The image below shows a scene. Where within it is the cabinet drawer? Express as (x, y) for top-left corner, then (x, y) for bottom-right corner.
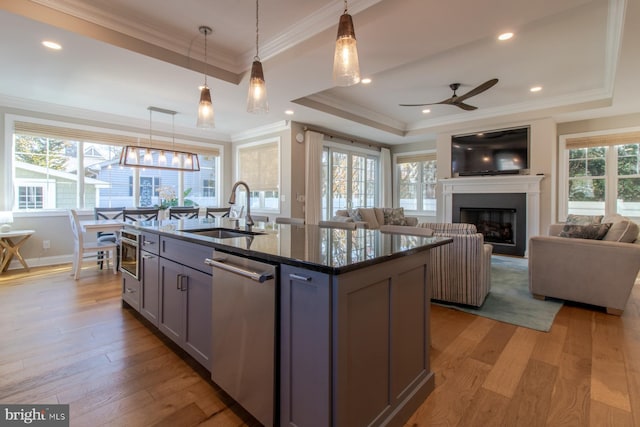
(141, 232), (160, 254)
(160, 236), (213, 274)
(122, 274), (141, 310)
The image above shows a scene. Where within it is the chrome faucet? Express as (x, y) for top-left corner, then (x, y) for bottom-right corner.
(229, 181), (253, 229)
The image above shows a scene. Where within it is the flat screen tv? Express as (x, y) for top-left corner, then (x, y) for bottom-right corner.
(451, 126), (530, 176)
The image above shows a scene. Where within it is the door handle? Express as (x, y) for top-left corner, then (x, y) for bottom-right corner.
(289, 273), (312, 282)
(205, 258), (273, 283)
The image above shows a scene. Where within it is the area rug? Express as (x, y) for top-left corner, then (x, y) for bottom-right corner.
(434, 256), (563, 332)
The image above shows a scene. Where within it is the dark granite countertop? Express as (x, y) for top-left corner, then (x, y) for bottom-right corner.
(125, 217), (451, 274)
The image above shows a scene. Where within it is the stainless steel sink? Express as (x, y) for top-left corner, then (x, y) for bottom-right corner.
(181, 228), (265, 239)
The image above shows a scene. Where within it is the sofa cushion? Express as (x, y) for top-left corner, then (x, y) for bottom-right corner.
(602, 219), (639, 243)
(565, 214), (603, 225)
(374, 208), (385, 226)
(559, 223), (611, 240)
(357, 208), (380, 229)
(383, 207), (408, 225)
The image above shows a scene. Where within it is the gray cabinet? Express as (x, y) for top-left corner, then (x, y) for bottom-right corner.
(280, 266), (331, 427)
(158, 247), (212, 370)
(139, 249), (159, 325)
(280, 253), (434, 427)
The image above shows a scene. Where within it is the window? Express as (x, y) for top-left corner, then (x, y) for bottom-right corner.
(561, 130), (640, 220)
(395, 153), (437, 213)
(236, 139), (280, 211)
(321, 146), (379, 219)
(10, 118), (221, 211)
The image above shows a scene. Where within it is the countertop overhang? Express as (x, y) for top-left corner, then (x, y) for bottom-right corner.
(125, 218), (451, 275)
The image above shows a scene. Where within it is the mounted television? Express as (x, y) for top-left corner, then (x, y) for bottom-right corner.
(451, 126), (530, 176)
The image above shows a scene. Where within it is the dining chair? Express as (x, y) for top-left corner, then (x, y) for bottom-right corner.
(318, 220), (357, 230)
(68, 209), (118, 280)
(122, 208), (159, 222)
(94, 206), (124, 270)
(205, 207), (231, 219)
(251, 215), (269, 222)
(168, 206), (200, 219)
(275, 217), (305, 224)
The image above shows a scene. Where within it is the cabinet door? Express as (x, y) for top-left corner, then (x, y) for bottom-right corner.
(140, 250), (160, 326)
(280, 265), (331, 427)
(183, 265), (212, 370)
(158, 258), (185, 346)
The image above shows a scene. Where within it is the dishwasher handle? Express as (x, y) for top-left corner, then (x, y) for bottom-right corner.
(205, 258), (274, 283)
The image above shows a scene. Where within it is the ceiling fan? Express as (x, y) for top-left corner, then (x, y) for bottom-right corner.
(399, 78), (499, 111)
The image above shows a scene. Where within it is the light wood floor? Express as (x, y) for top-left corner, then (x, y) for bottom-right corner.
(1, 265), (639, 427)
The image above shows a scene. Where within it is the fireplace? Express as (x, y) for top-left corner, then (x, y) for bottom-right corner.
(453, 193), (527, 256)
(442, 175), (544, 257)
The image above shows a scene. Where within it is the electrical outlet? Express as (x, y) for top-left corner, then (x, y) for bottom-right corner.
(43, 240), (51, 249)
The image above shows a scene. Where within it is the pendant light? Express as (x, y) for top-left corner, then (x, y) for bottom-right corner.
(333, 0), (360, 86)
(247, 0), (268, 113)
(197, 25), (215, 128)
(119, 107), (200, 172)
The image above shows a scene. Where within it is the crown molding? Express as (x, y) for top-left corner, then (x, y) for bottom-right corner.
(230, 120), (291, 142)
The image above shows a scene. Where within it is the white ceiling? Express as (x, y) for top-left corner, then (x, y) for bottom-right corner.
(0, 0), (637, 145)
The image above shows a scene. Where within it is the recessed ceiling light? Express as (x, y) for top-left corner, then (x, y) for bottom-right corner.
(530, 86), (542, 92)
(421, 109), (431, 114)
(361, 78), (372, 84)
(498, 32), (514, 41)
(284, 110), (294, 115)
(42, 40), (62, 50)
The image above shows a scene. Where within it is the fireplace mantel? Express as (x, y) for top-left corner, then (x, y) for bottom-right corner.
(441, 174), (544, 256)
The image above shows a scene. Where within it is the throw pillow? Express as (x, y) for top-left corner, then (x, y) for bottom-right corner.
(565, 214), (603, 225)
(357, 208), (380, 229)
(347, 208), (362, 221)
(383, 207), (407, 226)
(559, 223), (611, 240)
(331, 215), (354, 223)
(602, 219), (639, 243)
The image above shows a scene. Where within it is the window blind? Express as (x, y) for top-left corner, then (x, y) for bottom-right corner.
(396, 153), (437, 164)
(14, 121), (220, 156)
(237, 142), (279, 191)
(565, 131), (640, 149)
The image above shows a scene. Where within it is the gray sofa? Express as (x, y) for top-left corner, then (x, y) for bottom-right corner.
(529, 215), (640, 315)
(333, 208), (418, 229)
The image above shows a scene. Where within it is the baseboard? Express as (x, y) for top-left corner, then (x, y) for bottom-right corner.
(5, 254), (73, 271)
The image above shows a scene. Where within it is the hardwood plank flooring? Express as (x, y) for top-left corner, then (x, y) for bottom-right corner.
(1, 265), (639, 426)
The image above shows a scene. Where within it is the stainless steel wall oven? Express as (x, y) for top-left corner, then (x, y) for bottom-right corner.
(120, 229), (141, 279)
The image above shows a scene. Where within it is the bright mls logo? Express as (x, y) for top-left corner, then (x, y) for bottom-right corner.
(1, 404), (69, 426)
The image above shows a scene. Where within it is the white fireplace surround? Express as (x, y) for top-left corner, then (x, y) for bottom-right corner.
(441, 174), (544, 255)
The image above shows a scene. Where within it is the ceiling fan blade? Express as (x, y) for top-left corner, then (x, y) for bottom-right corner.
(454, 78), (499, 103)
(453, 102), (477, 111)
(399, 103), (434, 107)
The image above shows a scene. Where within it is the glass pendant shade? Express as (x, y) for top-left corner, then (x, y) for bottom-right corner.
(197, 86), (215, 128)
(333, 12), (360, 86)
(247, 60), (268, 113)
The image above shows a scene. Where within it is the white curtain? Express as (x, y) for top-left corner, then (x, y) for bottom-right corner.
(305, 130), (324, 225)
(380, 147), (392, 207)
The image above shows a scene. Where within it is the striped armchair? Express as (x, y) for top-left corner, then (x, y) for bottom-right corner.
(419, 223), (493, 307)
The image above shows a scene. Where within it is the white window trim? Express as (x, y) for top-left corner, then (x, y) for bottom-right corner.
(559, 126), (640, 221)
(393, 149), (437, 215)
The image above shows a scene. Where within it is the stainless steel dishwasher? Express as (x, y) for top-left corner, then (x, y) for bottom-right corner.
(205, 250), (277, 427)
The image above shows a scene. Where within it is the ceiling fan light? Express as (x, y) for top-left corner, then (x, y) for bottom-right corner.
(247, 59), (269, 113)
(333, 12), (360, 86)
(197, 86), (215, 128)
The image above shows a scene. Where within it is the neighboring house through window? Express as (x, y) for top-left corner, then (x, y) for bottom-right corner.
(9, 117), (221, 211)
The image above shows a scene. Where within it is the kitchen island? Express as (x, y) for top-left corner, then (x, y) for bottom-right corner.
(121, 218), (451, 427)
